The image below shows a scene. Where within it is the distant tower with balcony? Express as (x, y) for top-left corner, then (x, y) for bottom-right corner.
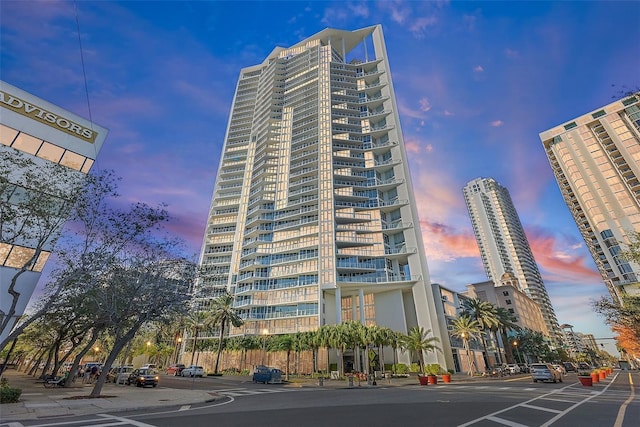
(463, 177), (563, 347)
(193, 25), (453, 370)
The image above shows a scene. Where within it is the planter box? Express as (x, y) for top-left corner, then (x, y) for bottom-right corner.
(442, 374), (451, 383)
(427, 375), (438, 385)
(578, 376), (593, 386)
(418, 375), (429, 386)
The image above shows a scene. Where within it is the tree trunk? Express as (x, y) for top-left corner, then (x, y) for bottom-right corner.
(0, 337), (18, 378)
(65, 331), (99, 387)
(190, 327), (199, 366)
(214, 321), (226, 374)
(286, 350), (290, 380)
(90, 320), (144, 398)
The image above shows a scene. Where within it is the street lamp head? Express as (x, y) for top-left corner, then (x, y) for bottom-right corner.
(262, 328), (269, 335)
(177, 337), (182, 343)
(513, 341), (518, 346)
(94, 346), (99, 352)
(146, 341), (151, 347)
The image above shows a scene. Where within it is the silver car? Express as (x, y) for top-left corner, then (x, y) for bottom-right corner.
(181, 365), (205, 377)
(530, 363), (562, 383)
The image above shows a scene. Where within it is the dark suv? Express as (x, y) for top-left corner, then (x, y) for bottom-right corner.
(126, 368), (159, 387)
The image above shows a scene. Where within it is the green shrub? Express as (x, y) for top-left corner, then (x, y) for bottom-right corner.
(394, 363), (409, 374)
(425, 364), (442, 376)
(409, 363), (420, 373)
(0, 379), (21, 404)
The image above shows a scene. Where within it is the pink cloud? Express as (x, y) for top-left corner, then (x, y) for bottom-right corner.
(527, 231), (601, 282)
(404, 139), (421, 154)
(490, 120), (504, 127)
(420, 219), (481, 262)
(473, 65), (484, 73)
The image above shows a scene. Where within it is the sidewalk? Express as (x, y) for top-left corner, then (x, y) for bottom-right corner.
(0, 369), (220, 422)
(0, 369), (496, 423)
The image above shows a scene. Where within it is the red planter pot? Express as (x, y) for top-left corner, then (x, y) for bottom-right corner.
(442, 374), (451, 383)
(590, 372), (600, 383)
(427, 375), (438, 385)
(598, 371), (606, 380)
(578, 376), (593, 386)
(418, 375), (429, 386)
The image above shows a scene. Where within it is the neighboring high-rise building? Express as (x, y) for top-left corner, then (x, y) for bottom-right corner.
(463, 177), (562, 345)
(193, 25), (453, 369)
(0, 80), (108, 344)
(465, 277), (548, 337)
(539, 93), (640, 303)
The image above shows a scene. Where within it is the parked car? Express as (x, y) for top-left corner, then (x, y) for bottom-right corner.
(181, 365), (205, 377)
(552, 364), (567, 374)
(506, 364), (521, 374)
(126, 368), (159, 387)
(531, 363), (563, 383)
(140, 364), (157, 370)
(166, 364), (186, 376)
(518, 363), (530, 373)
(252, 366), (283, 384)
(578, 362), (592, 370)
(563, 362), (577, 372)
(107, 365), (134, 384)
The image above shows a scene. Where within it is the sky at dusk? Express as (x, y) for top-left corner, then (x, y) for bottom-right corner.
(2, 1), (639, 356)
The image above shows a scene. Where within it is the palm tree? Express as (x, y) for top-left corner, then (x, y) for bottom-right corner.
(495, 307), (521, 364)
(314, 325), (332, 375)
(450, 315), (482, 375)
(271, 334), (295, 380)
(462, 298), (498, 369)
(210, 291), (244, 374)
(376, 327), (396, 375)
(184, 311), (216, 366)
(328, 323), (350, 376)
(398, 326), (440, 375)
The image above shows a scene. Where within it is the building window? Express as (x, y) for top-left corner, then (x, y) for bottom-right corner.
(563, 122), (577, 130)
(508, 308), (515, 314)
(505, 299), (512, 305)
(592, 110), (606, 119)
(502, 291), (509, 296)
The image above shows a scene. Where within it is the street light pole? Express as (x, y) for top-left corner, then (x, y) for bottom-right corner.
(175, 337), (182, 364)
(261, 328), (269, 366)
(513, 341), (522, 364)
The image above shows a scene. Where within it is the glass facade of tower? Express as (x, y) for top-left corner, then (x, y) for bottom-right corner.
(194, 26), (453, 369)
(0, 80), (108, 344)
(539, 93), (640, 302)
(463, 177), (563, 345)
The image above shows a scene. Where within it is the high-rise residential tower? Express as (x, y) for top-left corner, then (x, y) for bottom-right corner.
(194, 25), (453, 369)
(539, 93), (640, 303)
(463, 177), (562, 345)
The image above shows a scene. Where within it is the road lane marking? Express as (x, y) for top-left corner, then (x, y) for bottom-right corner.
(520, 403), (562, 413)
(97, 414), (157, 426)
(486, 416), (528, 427)
(613, 372), (635, 427)
(538, 397), (579, 404)
(457, 383), (585, 427)
(178, 405), (191, 411)
(539, 374), (618, 427)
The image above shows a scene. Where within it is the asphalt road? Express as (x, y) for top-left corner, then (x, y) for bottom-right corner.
(11, 372), (639, 427)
